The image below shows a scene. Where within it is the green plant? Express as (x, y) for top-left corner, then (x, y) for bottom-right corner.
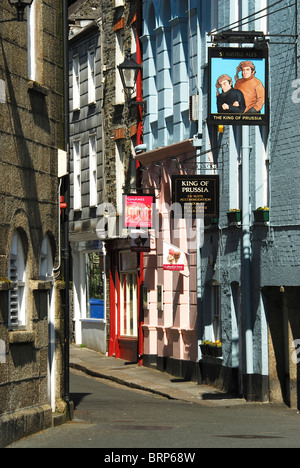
(201, 340), (222, 347)
(256, 206), (269, 210)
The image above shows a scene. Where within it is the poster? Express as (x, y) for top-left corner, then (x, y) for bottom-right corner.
(208, 47), (269, 126)
(123, 194), (154, 228)
(163, 242), (186, 271)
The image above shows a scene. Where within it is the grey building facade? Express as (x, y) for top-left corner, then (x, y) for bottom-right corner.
(0, 0), (69, 447)
(68, 2), (106, 353)
(69, 0), (143, 363)
(198, 0), (300, 406)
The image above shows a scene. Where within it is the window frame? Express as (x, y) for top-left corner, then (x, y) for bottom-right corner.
(72, 54), (80, 111)
(89, 133), (97, 207)
(88, 47), (96, 105)
(73, 139), (82, 210)
(8, 233), (27, 330)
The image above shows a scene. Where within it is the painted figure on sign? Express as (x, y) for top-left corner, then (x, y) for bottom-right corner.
(234, 61), (265, 113)
(216, 74), (246, 114)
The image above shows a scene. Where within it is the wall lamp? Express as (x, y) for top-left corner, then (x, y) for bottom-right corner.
(8, 0), (33, 21)
(118, 53), (141, 98)
(118, 53), (145, 110)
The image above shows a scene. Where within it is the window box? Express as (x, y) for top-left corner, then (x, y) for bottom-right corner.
(200, 341), (222, 358)
(227, 209), (241, 224)
(204, 216), (218, 226)
(253, 207), (269, 223)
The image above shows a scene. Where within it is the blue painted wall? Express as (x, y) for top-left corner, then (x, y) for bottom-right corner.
(142, 0), (300, 400)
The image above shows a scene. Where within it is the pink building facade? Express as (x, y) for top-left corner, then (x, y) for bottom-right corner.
(136, 141), (200, 379)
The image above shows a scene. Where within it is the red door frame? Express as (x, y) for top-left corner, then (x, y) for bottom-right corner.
(108, 247), (142, 363)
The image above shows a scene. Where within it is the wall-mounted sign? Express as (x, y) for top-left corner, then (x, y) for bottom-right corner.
(208, 47), (269, 126)
(123, 194), (154, 228)
(130, 235), (150, 253)
(163, 242), (186, 271)
(172, 175), (219, 218)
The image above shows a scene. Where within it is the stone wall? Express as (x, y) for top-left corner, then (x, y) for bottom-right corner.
(0, 0), (65, 446)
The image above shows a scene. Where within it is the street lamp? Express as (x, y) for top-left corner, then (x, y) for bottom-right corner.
(118, 53), (142, 101)
(8, 0), (34, 21)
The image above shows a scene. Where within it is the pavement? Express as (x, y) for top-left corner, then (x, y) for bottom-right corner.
(69, 345), (247, 407)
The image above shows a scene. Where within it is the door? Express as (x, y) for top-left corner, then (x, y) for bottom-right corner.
(264, 286), (300, 409)
(117, 272), (139, 361)
(109, 250), (141, 362)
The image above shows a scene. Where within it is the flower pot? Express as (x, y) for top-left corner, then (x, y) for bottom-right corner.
(200, 344), (208, 356)
(211, 346), (222, 357)
(227, 210), (241, 223)
(253, 209), (269, 223)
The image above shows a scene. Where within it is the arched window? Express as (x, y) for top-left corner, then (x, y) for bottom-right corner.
(8, 232), (26, 329)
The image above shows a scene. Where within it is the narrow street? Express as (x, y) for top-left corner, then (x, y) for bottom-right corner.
(7, 369), (300, 450)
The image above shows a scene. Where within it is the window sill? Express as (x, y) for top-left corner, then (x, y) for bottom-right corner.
(0, 280), (15, 291)
(29, 280), (52, 291)
(9, 330), (35, 344)
(27, 80), (48, 96)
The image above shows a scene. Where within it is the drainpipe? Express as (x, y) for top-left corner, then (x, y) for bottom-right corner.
(242, 125), (253, 401)
(62, 0), (71, 412)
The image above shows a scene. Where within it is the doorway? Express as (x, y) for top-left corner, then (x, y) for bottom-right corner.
(113, 251), (140, 362)
(263, 286), (300, 409)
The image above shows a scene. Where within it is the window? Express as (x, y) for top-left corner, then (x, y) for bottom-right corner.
(115, 31), (125, 104)
(27, 0), (41, 82)
(86, 252), (104, 319)
(72, 55), (80, 110)
(231, 282), (240, 368)
(115, 141), (125, 214)
(211, 284), (221, 342)
(120, 273), (138, 337)
(89, 134), (97, 206)
(205, 281), (221, 342)
(88, 47), (96, 104)
(39, 235), (53, 280)
(73, 139), (82, 210)
(8, 233), (26, 329)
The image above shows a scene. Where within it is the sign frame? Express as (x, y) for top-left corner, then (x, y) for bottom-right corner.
(123, 194), (155, 229)
(172, 175), (219, 219)
(208, 46), (269, 126)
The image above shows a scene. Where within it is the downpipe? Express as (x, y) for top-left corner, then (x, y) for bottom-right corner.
(242, 126), (254, 402)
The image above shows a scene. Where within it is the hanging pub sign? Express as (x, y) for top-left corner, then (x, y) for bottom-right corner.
(172, 175), (219, 219)
(208, 47), (269, 126)
(123, 194), (154, 229)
